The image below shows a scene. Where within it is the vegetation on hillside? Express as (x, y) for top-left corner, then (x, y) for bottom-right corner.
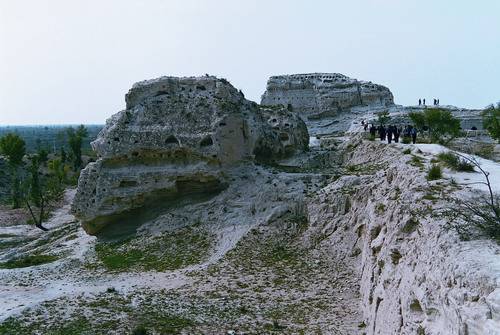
(0, 125), (93, 230)
(482, 103), (500, 142)
(409, 108), (461, 144)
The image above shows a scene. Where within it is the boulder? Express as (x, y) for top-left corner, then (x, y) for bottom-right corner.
(72, 75), (308, 234)
(261, 73), (394, 120)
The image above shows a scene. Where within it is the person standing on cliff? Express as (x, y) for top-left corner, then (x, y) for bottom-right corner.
(419, 99), (421, 105)
(423, 98), (426, 105)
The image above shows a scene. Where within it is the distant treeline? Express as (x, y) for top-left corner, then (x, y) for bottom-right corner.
(0, 125), (103, 154)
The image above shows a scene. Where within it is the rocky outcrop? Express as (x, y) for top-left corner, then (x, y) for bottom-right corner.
(308, 138), (500, 334)
(261, 73), (394, 121)
(72, 76), (308, 234)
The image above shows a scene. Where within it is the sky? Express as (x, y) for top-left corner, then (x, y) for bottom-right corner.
(1, 0), (499, 125)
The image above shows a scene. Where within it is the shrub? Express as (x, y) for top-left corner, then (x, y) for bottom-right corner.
(442, 153), (500, 242)
(482, 103), (500, 142)
(403, 148), (411, 155)
(131, 325), (149, 335)
(409, 109), (461, 144)
(437, 152), (474, 172)
(377, 110), (391, 126)
(427, 164), (442, 180)
(402, 136), (411, 144)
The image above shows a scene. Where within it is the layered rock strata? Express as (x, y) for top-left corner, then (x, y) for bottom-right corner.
(72, 76), (308, 234)
(261, 73), (394, 120)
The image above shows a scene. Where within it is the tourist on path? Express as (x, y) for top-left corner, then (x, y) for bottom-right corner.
(419, 99), (421, 105)
(411, 127), (417, 144)
(378, 125), (386, 141)
(387, 126), (393, 144)
(370, 124), (376, 137)
(394, 126), (400, 143)
(423, 98), (426, 105)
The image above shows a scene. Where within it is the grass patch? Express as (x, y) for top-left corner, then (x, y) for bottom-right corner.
(95, 225), (214, 272)
(401, 217), (419, 234)
(0, 254), (58, 269)
(427, 164), (442, 180)
(402, 148), (411, 155)
(375, 203), (386, 214)
(436, 152), (474, 172)
(409, 155), (424, 168)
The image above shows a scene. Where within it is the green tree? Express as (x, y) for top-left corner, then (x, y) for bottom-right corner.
(377, 110), (391, 126)
(23, 155), (63, 231)
(67, 125), (88, 171)
(0, 133), (26, 208)
(408, 111), (426, 130)
(60, 147), (67, 163)
(409, 108), (461, 144)
(0, 133), (25, 165)
(482, 103), (500, 142)
(37, 148), (49, 165)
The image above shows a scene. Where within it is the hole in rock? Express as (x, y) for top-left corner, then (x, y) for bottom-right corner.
(165, 135), (179, 145)
(200, 136), (214, 147)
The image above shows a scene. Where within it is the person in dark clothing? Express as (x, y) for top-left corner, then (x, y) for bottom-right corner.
(437, 99), (439, 105)
(418, 99), (421, 105)
(364, 123), (368, 131)
(378, 125), (386, 141)
(370, 124), (376, 136)
(394, 126), (400, 143)
(411, 127), (417, 144)
(387, 126), (393, 143)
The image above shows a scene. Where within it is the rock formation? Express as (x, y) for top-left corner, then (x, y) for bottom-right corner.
(72, 75), (308, 234)
(261, 73), (394, 120)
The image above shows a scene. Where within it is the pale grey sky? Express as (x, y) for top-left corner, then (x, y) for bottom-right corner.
(1, 0), (499, 125)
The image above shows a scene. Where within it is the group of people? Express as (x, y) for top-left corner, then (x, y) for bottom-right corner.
(418, 98), (440, 106)
(362, 120), (418, 144)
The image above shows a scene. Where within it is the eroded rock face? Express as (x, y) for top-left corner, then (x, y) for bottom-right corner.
(72, 76), (308, 234)
(261, 73), (394, 120)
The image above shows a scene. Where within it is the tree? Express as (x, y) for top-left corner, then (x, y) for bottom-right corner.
(408, 108), (461, 144)
(482, 103), (500, 142)
(67, 125), (88, 171)
(23, 155), (64, 231)
(60, 146), (67, 163)
(0, 133), (25, 165)
(377, 110), (391, 126)
(0, 133), (26, 208)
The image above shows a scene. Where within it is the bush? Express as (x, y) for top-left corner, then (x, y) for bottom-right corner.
(403, 148), (411, 155)
(442, 153), (500, 242)
(482, 103), (500, 142)
(402, 136), (411, 144)
(446, 194), (500, 242)
(437, 152), (474, 172)
(409, 109), (461, 144)
(131, 325), (149, 335)
(427, 164), (442, 180)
